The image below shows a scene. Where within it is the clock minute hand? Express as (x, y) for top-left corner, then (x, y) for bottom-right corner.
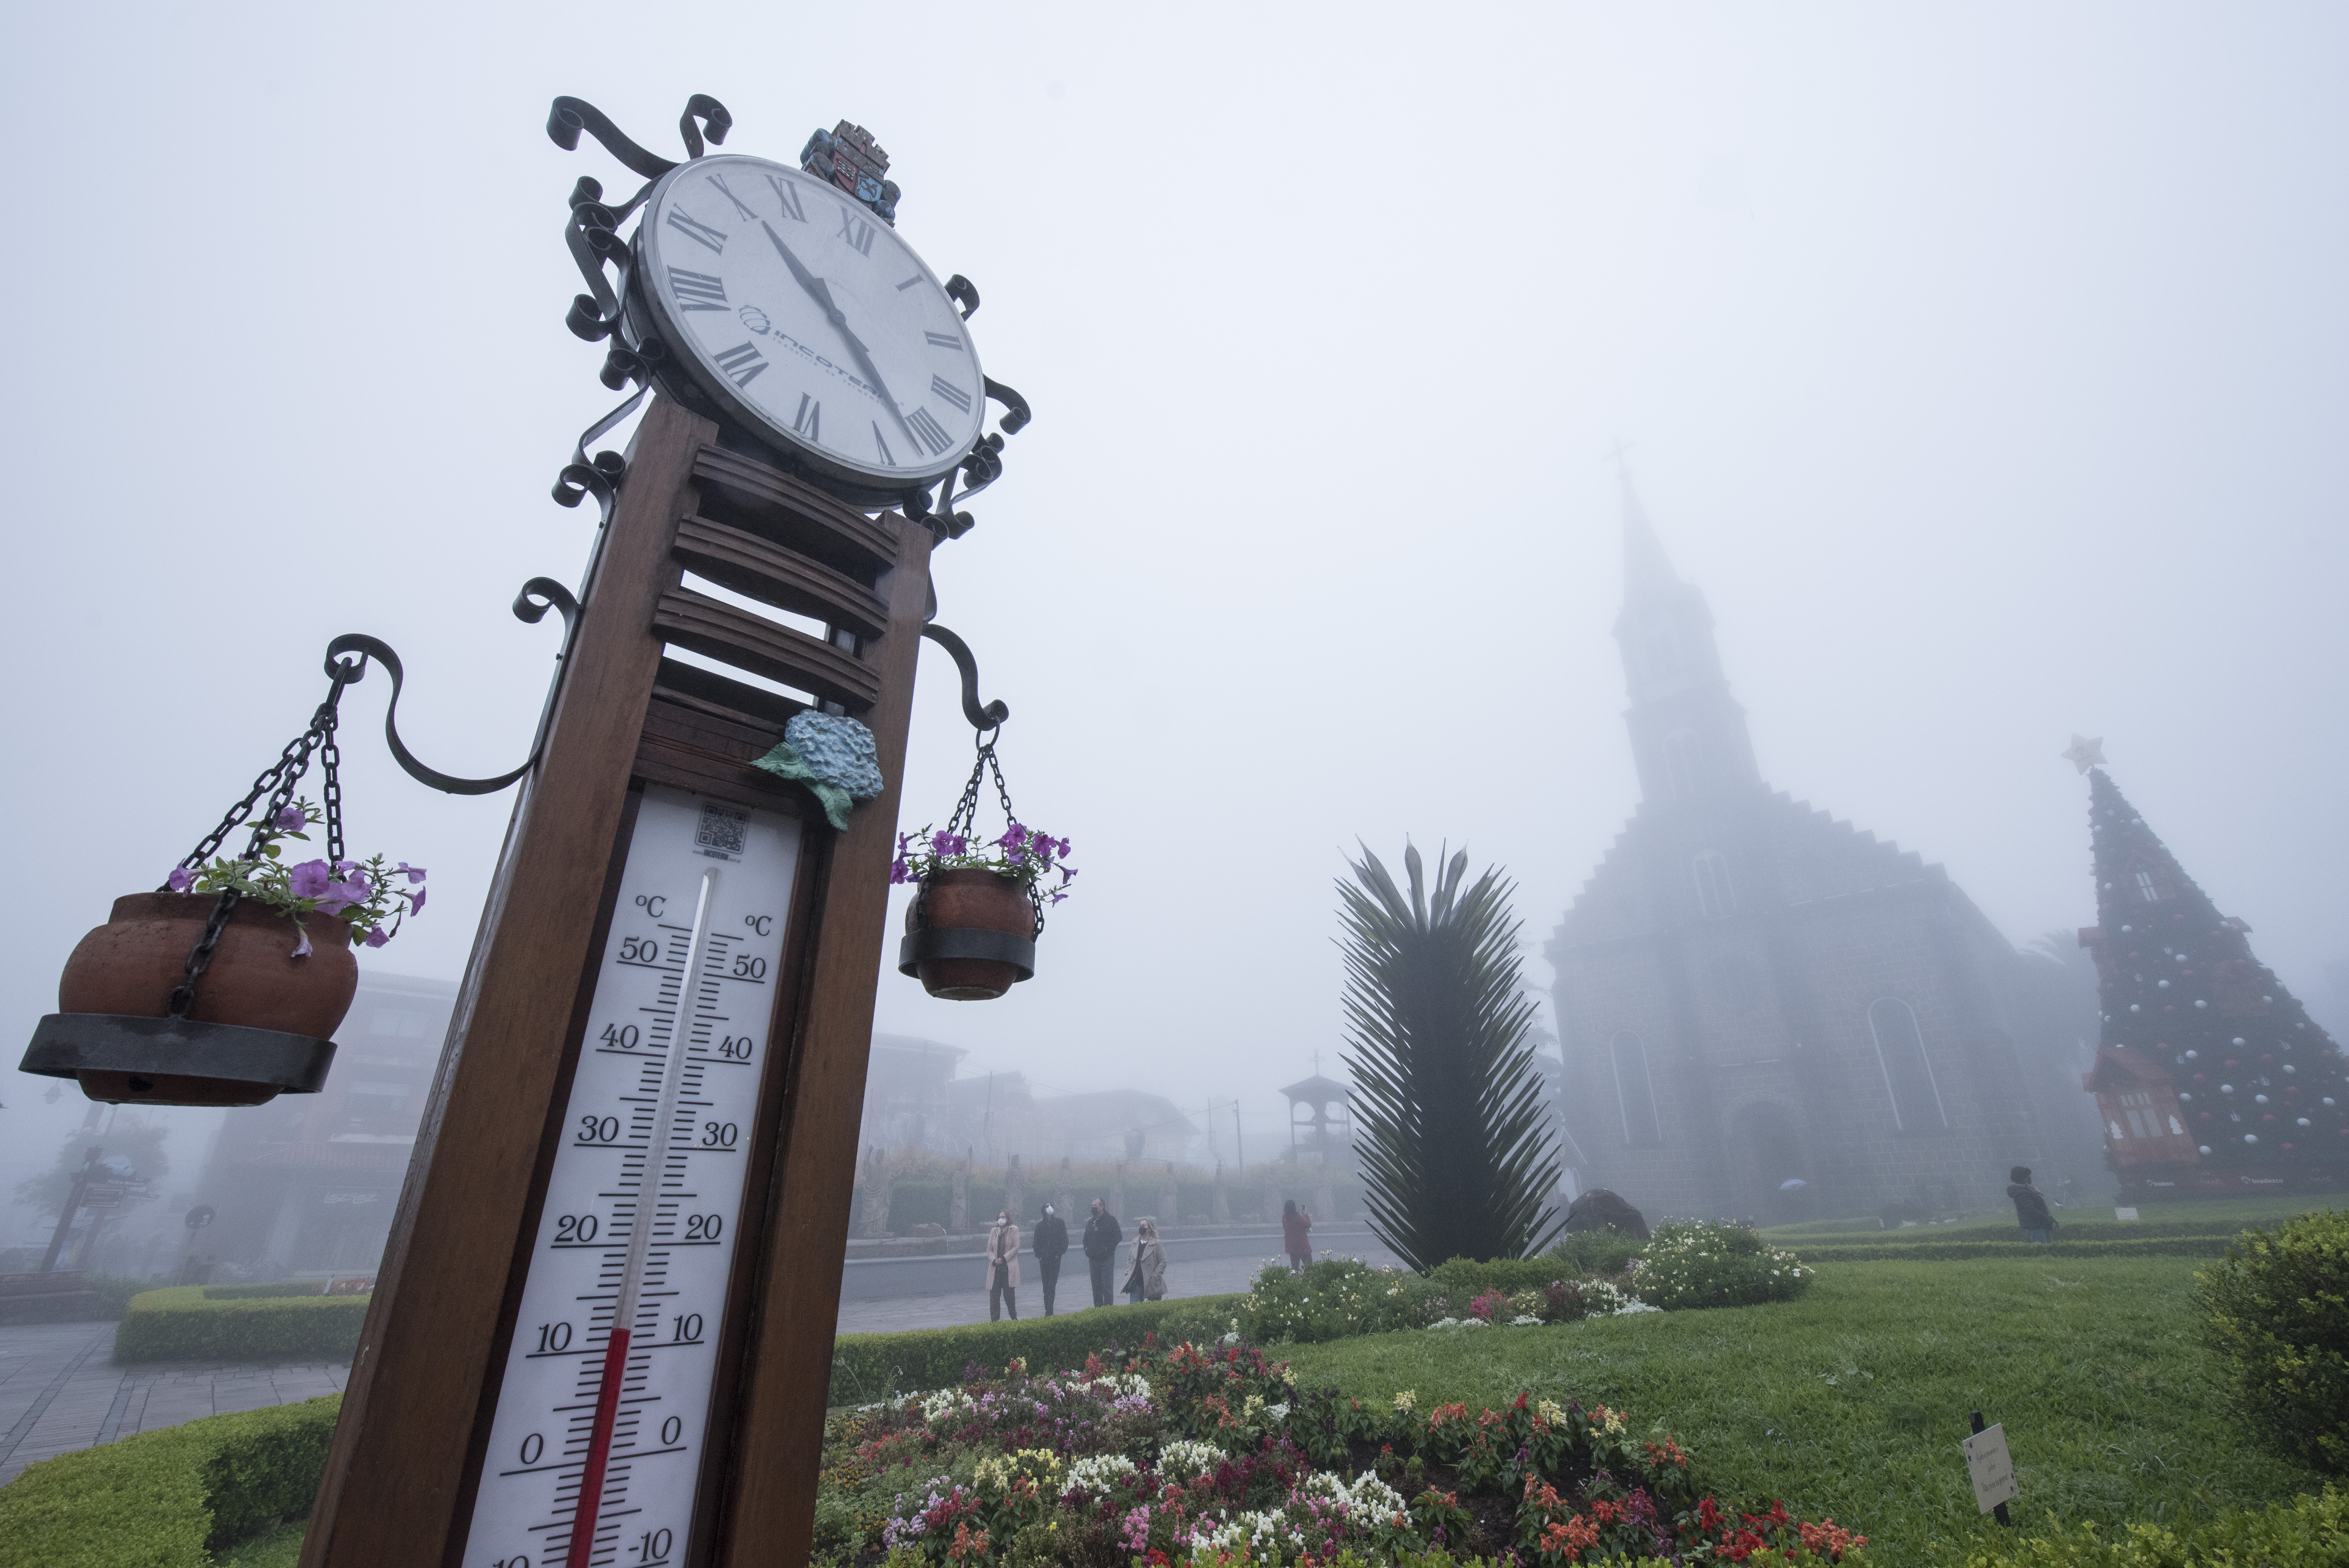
(761, 221), (914, 444)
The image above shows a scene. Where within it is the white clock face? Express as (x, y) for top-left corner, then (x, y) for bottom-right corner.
(636, 154), (985, 490)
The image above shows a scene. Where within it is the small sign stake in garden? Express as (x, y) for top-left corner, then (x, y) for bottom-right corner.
(1964, 1410), (2018, 1523)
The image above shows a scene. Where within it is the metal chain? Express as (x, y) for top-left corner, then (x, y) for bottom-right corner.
(939, 729), (1044, 937)
(164, 659), (359, 1017)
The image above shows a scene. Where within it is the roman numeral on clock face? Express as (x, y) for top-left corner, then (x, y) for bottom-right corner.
(765, 175), (806, 223)
(792, 394), (820, 442)
(665, 208), (729, 254)
(923, 331), (960, 349)
(667, 268), (729, 312)
(896, 274), (923, 291)
(711, 342), (767, 388)
(928, 375), (972, 414)
(905, 406), (954, 456)
(704, 173), (760, 222)
(836, 209), (875, 257)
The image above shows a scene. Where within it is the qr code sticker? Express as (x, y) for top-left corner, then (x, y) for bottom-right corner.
(694, 802), (749, 862)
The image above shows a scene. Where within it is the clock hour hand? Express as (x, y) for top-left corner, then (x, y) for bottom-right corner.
(761, 221), (914, 446)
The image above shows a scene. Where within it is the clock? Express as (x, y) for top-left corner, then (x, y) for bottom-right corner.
(628, 153), (986, 504)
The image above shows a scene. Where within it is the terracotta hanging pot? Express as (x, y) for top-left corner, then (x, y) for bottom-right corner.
(898, 869), (1038, 1001)
(34, 893), (356, 1106)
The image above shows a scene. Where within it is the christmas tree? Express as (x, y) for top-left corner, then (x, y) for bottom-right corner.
(2083, 763), (2349, 1178)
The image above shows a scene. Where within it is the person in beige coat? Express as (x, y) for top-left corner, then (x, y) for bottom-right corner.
(985, 1210), (1021, 1320)
(1123, 1217), (1166, 1304)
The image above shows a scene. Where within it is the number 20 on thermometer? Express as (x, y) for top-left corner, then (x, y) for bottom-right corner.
(464, 786), (802, 1568)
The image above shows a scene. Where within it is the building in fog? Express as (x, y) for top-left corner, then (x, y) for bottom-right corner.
(185, 972), (454, 1278)
(1545, 480), (2058, 1220)
(859, 1035), (1199, 1164)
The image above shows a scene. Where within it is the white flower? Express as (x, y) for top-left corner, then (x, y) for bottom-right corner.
(1511, 1315), (1545, 1326)
(1064, 1454), (1138, 1496)
(1157, 1438), (1231, 1481)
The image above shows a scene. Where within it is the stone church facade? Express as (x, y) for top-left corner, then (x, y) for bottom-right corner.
(1545, 482), (2050, 1221)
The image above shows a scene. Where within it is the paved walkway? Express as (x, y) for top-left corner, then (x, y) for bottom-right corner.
(0, 1323), (347, 1486)
(0, 1245), (1397, 1481)
(835, 1242), (1403, 1335)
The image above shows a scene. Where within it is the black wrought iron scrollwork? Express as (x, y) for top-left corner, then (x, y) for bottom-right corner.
(547, 94), (730, 179)
(547, 93), (730, 509)
(918, 624), (1010, 732)
(983, 378), (1032, 435)
(945, 274), (980, 319)
(324, 578), (582, 796)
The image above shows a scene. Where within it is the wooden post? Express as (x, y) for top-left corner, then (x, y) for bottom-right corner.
(303, 396), (934, 1568)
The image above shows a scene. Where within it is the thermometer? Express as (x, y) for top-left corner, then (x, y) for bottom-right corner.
(462, 786), (800, 1568)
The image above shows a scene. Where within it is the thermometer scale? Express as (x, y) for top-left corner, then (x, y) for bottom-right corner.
(462, 786), (802, 1568)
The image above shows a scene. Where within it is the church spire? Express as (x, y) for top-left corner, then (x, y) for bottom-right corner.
(1607, 471), (1761, 803)
(1620, 470), (1683, 601)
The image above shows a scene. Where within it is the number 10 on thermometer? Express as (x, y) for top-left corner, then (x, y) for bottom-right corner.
(464, 786), (802, 1568)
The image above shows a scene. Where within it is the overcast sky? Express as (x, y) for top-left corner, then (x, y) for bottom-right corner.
(5, 3), (2347, 1192)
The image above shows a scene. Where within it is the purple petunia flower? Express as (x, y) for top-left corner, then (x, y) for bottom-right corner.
(291, 927), (314, 959)
(289, 860), (333, 900)
(363, 927), (389, 948)
(890, 859), (912, 885)
(317, 871), (371, 915)
(167, 867), (195, 893)
(408, 883), (426, 914)
(273, 805), (306, 832)
(396, 862), (427, 884)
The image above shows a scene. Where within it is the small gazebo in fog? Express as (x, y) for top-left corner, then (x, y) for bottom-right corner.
(1281, 1072), (1352, 1167)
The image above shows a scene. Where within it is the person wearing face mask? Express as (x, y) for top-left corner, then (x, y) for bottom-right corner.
(1032, 1201), (1069, 1315)
(985, 1208), (1021, 1320)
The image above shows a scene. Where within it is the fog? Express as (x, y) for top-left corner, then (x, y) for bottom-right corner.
(5, 5), (2347, 1210)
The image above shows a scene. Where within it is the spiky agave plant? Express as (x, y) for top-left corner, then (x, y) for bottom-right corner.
(1337, 841), (1564, 1271)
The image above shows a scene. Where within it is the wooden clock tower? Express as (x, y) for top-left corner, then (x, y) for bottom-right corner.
(300, 97), (1029, 1568)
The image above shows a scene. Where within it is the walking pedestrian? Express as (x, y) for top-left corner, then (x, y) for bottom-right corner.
(1124, 1217), (1167, 1304)
(1083, 1196), (1121, 1308)
(2006, 1166), (2057, 1244)
(984, 1209), (1021, 1320)
(1281, 1197), (1313, 1269)
(1033, 1201), (1069, 1316)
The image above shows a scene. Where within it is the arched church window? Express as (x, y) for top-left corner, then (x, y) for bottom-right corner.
(1663, 729), (1703, 799)
(1693, 851), (1736, 919)
(1867, 998), (1948, 1133)
(1609, 1031), (1662, 1145)
(2134, 869), (2163, 903)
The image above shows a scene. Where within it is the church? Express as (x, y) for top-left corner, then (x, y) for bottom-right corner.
(1545, 479), (2057, 1221)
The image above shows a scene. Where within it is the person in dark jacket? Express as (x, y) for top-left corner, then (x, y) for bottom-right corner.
(1281, 1198), (1312, 1268)
(1082, 1197), (1122, 1308)
(2007, 1166), (2056, 1243)
(1033, 1202), (1069, 1315)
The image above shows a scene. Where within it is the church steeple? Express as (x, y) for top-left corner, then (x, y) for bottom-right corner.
(1609, 474), (1761, 804)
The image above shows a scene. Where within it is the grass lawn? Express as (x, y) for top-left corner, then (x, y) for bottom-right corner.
(1759, 1189), (2349, 1242)
(1281, 1253), (2331, 1563)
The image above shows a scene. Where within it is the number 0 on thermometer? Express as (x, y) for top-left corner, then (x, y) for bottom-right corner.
(465, 786), (800, 1568)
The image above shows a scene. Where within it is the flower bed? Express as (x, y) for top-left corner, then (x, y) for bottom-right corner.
(1627, 1221), (1810, 1312)
(814, 1334), (1864, 1564)
(1239, 1258), (1661, 1347)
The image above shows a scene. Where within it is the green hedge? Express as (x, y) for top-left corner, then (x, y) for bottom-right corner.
(828, 1296), (1244, 1406)
(114, 1286), (368, 1364)
(201, 1282), (340, 1301)
(2197, 1210), (2349, 1475)
(1932, 1485), (2346, 1566)
(0, 1394), (341, 1566)
(1795, 1237), (2238, 1264)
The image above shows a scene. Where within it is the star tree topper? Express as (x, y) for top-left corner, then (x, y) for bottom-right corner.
(2062, 734), (2107, 774)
